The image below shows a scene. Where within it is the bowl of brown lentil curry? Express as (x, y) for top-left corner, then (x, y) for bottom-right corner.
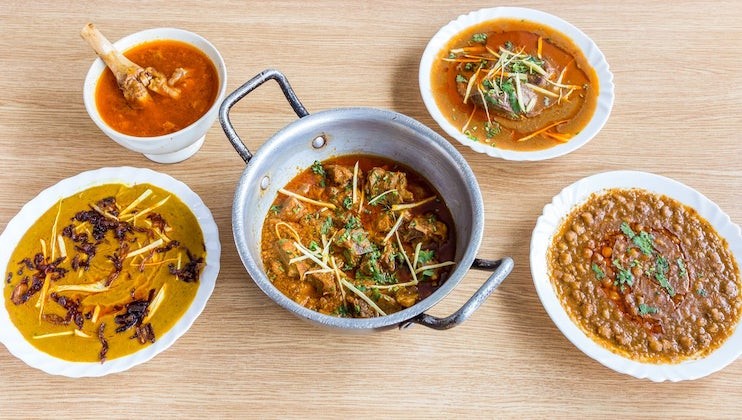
(530, 171), (742, 381)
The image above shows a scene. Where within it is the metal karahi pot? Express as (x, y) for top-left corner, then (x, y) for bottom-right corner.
(219, 69), (513, 330)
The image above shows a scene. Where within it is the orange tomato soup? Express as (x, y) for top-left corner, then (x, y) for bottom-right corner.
(95, 40), (219, 137)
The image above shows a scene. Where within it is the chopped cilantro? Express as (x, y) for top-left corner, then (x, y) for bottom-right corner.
(632, 231), (655, 255)
(351, 231), (366, 243)
(591, 263), (605, 280)
(620, 222), (636, 238)
(471, 33), (488, 43)
(612, 259), (634, 289)
(344, 215), (360, 230)
(455, 74), (467, 83)
(654, 256), (675, 296)
(308, 241), (320, 252)
(482, 79), (495, 90)
(484, 121), (500, 138)
(418, 249), (435, 265)
(620, 222), (654, 255)
(511, 61), (528, 73)
(677, 258), (687, 278)
(464, 62), (474, 71)
(320, 216), (333, 235)
(343, 196), (353, 209)
(311, 160), (326, 177)
(269, 204), (282, 214)
(638, 303), (659, 315)
(500, 80), (521, 114)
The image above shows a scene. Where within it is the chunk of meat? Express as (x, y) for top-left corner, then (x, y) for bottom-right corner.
(277, 197), (308, 222)
(358, 253), (382, 278)
(346, 295), (377, 317)
(401, 214), (448, 245)
(456, 60), (556, 119)
(274, 239), (308, 279)
(325, 165), (354, 186)
(375, 294), (403, 314)
(335, 229), (374, 255)
(306, 271), (336, 296)
(80, 23), (184, 107)
(380, 242), (397, 272)
(334, 228), (375, 267)
(365, 168), (413, 203)
(395, 287), (418, 308)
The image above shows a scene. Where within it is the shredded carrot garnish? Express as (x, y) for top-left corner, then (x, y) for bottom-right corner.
(517, 120), (569, 142)
(537, 36), (543, 59)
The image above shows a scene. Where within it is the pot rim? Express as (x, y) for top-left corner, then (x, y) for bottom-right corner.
(231, 106), (485, 329)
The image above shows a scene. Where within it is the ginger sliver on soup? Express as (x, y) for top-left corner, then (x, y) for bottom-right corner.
(4, 183), (206, 363)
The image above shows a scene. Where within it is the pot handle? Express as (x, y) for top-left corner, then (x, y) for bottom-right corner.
(219, 69), (309, 163)
(399, 257), (514, 330)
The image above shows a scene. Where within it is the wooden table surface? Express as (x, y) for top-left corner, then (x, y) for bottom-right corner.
(1, 0), (740, 417)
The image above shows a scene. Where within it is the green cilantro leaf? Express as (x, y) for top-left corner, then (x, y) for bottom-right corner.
(654, 256), (675, 296)
(638, 303), (658, 315)
(591, 263), (605, 280)
(471, 33), (488, 43)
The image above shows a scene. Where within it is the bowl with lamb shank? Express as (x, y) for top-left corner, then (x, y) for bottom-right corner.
(82, 24), (227, 163)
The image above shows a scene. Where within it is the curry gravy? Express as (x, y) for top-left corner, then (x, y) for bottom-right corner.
(4, 183), (205, 362)
(548, 189), (741, 363)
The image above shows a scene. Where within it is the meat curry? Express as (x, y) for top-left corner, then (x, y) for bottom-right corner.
(430, 18), (599, 151)
(260, 155), (456, 317)
(4, 183), (206, 362)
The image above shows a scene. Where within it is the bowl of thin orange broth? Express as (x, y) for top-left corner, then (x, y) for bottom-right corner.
(420, 7), (614, 161)
(83, 27), (227, 163)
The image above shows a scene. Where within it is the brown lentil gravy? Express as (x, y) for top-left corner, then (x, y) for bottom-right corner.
(547, 188), (741, 363)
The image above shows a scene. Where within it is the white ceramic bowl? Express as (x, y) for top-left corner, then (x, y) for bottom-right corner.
(0, 167), (220, 377)
(83, 28), (227, 164)
(419, 7), (615, 161)
(530, 171), (742, 381)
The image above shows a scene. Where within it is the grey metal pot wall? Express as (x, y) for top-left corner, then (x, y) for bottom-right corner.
(219, 69), (513, 331)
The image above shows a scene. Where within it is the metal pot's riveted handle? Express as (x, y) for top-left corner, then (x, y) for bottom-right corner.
(399, 257), (514, 330)
(218, 69), (309, 163)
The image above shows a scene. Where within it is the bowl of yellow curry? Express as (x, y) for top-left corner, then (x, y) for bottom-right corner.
(0, 167), (220, 377)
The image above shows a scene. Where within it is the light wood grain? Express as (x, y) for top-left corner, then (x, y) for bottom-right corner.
(1, 0), (741, 417)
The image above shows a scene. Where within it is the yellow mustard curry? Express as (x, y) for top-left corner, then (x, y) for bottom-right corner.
(431, 18), (599, 151)
(4, 183), (205, 362)
(548, 188), (741, 363)
(261, 156), (456, 317)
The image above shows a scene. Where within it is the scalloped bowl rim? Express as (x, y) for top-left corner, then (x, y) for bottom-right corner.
(0, 167), (220, 377)
(530, 170), (742, 381)
(419, 7), (615, 161)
